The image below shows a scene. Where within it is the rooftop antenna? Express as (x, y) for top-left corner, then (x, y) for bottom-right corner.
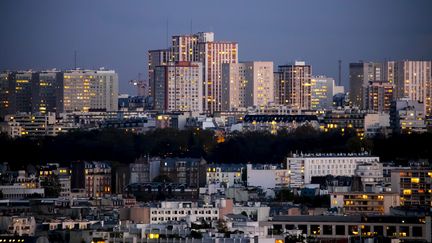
(338, 59), (342, 86)
(74, 50), (78, 69)
(166, 19), (169, 49)
(190, 19), (193, 34)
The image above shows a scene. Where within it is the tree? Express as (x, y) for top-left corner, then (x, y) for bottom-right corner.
(152, 175), (173, 183)
(41, 174), (61, 197)
(216, 219), (229, 235)
(189, 230), (202, 239)
(276, 189), (294, 202)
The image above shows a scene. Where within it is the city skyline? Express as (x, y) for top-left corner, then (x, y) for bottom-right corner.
(2, 1), (432, 242)
(1, 0), (432, 94)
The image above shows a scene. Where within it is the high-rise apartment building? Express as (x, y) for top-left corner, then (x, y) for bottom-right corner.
(170, 32), (215, 62)
(244, 61), (274, 108)
(222, 63), (247, 110)
(222, 61), (273, 110)
(0, 72), (14, 117)
(349, 62), (385, 108)
(1, 70), (64, 117)
(276, 61), (312, 110)
(350, 61), (432, 115)
(311, 76), (334, 110)
(148, 32), (237, 114)
(62, 69), (118, 112)
(148, 49), (170, 98)
(392, 61), (432, 115)
(273, 72), (282, 105)
(198, 41), (238, 113)
(153, 61), (203, 112)
(363, 81), (394, 113)
(32, 70), (63, 114)
(14, 71), (37, 114)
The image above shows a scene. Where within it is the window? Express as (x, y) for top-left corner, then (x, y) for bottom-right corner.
(348, 225), (359, 236)
(399, 226), (409, 237)
(323, 225), (332, 235)
(412, 226), (423, 237)
(374, 226), (383, 236)
(298, 225), (307, 234)
(311, 225), (320, 235)
(386, 226), (396, 237)
(285, 225), (295, 230)
(335, 225), (345, 235)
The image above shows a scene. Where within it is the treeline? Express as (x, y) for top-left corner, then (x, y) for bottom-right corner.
(1, 127), (432, 169)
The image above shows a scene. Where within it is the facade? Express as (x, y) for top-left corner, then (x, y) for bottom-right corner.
(0, 170), (44, 199)
(12, 71), (36, 114)
(159, 158), (207, 188)
(392, 61), (432, 115)
(349, 62), (385, 108)
(3, 113), (65, 137)
(170, 33), (205, 62)
(276, 61), (312, 110)
(330, 192), (400, 215)
(333, 85), (345, 95)
(57, 167), (71, 199)
(7, 216), (36, 236)
(287, 153), (380, 188)
(391, 168), (432, 208)
(222, 63), (247, 110)
(363, 81), (394, 113)
(0, 72), (14, 118)
(222, 62), (274, 111)
(244, 62), (274, 108)
(390, 99), (427, 134)
(206, 164), (244, 187)
(32, 70), (63, 114)
(71, 161), (111, 198)
(322, 109), (366, 137)
(38, 164), (71, 198)
(154, 62), (203, 112)
(364, 113), (391, 137)
(354, 161), (384, 191)
(120, 201), (220, 224)
(129, 157), (161, 184)
(1, 70), (63, 117)
(63, 69), (118, 112)
(148, 49), (170, 98)
(0, 185), (45, 199)
(149, 32), (238, 114)
(349, 60), (432, 115)
(261, 215), (431, 242)
(273, 72), (282, 106)
(149, 201), (219, 224)
(310, 76), (334, 110)
(198, 40), (238, 113)
(246, 164), (289, 189)
(84, 162), (111, 198)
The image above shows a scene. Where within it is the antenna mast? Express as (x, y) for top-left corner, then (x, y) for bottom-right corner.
(74, 50), (77, 69)
(338, 60), (342, 86)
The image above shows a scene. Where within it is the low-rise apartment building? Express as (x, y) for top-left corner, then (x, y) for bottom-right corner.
(330, 192), (400, 215)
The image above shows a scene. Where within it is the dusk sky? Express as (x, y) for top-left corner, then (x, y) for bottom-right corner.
(1, 0), (431, 94)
